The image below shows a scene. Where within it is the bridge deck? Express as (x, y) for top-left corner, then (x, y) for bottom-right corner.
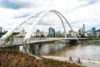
(0, 38), (89, 48)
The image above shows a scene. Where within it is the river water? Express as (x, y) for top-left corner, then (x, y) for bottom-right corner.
(20, 40), (100, 61)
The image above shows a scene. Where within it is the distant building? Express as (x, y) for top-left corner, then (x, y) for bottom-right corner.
(0, 27), (2, 32)
(69, 30), (73, 36)
(21, 28), (26, 34)
(78, 28), (84, 36)
(83, 24), (85, 36)
(48, 27), (55, 36)
(86, 30), (92, 37)
(55, 31), (63, 37)
(78, 24), (85, 37)
(35, 29), (40, 36)
(96, 29), (100, 38)
(69, 30), (73, 34)
(36, 29), (40, 33)
(91, 27), (96, 36)
(56, 31), (61, 35)
(17, 28), (26, 36)
(41, 31), (48, 36)
(32, 29), (48, 37)
(69, 30), (77, 37)
(35, 29), (41, 36)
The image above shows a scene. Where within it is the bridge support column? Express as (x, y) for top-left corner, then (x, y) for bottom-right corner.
(20, 43), (30, 54)
(69, 40), (78, 45)
(36, 43), (42, 55)
(26, 43), (42, 55)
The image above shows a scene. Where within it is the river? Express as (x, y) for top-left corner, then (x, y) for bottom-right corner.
(20, 40), (100, 61)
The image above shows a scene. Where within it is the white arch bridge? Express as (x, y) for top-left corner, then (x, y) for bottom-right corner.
(0, 10), (89, 47)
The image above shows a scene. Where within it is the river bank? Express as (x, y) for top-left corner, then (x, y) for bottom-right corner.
(43, 56), (100, 67)
(0, 49), (82, 67)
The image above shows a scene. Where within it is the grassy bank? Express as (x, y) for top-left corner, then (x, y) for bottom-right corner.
(0, 49), (85, 67)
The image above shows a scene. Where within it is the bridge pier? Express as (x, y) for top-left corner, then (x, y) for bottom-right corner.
(24, 43), (42, 55)
(69, 40), (78, 45)
(35, 43), (42, 55)
(21, 44), (30, 53)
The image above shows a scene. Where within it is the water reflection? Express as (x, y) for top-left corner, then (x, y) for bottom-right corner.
(40, 43), (66, 55)
(52, 45), (100, 61)
(20, 40), (100, 61)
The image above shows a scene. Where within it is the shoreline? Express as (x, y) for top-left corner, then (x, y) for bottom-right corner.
(42, 56), (100, 67)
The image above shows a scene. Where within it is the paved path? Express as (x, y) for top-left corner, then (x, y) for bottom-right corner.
(42, 56), (100, 67)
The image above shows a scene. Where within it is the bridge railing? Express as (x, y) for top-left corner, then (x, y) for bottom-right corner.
(0, 38), (89, 47)
(0, 38), (48, 47)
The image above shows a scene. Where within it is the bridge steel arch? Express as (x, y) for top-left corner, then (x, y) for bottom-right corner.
(1, 10), (73, 41)
(1, 11), (44, 39)
(24, 10), (68, 40)
(51, 10), (73, 31)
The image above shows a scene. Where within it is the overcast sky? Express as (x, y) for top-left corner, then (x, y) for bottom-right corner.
(0, 0), (100, 32)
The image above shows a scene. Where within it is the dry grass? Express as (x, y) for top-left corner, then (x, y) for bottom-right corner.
(0, 49), (83, 67)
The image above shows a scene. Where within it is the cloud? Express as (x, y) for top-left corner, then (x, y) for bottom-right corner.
(65, 1), (100, 30)
(0, 0), (31, 9)
(0, 0), (100, 32)
(79, 0), (99, 5)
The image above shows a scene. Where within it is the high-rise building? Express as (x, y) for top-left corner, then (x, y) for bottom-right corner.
(91, 27), (96, 36)
(48, 27), (55, 36)
(96, 29), (100, 38)
(78, 28), (84, 36)
(0, 27), (2, 32)
(83, 24), (85, 36)
(78, 24), (85, 37)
